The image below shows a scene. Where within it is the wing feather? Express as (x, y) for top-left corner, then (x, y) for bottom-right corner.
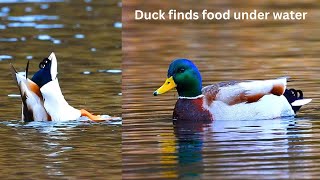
(202, 78), (287, 105)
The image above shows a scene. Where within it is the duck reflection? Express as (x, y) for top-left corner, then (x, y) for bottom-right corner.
(173, 120), (211, 179)
(161, 117), (314, 179)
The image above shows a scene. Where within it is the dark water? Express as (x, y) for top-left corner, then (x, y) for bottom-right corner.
(123, 1), (320, 179)
(0, 0), (121, 179)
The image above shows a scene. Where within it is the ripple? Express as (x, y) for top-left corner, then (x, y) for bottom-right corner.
(40, 4), (49, 9)
(0, 55), (13, 61)
(0, 0), (64, 3)
(8, 22), (36, 27)
(8, 22), (64, 29)
(0, 12), (7, 17)
(86, 6), (92, 12)
(52, 39), (61, 44)
(37, 34), (51, 40)
(0, 38), (18, 42)
(74, 34), (85, 39)
(2, 116), (121, 133)
(24, 7), (32, 12)
(36, 34), (61, 44)
(8, 94), (21, 98)
(1, 7), (10, 13)
(8, 15), (59, 22)
(82, 71), (91, 75)
(35, 24), (64, 29)
(113, 22), (122, 29)
(0, 7), (10, 17)
(98, 69), (122, 74)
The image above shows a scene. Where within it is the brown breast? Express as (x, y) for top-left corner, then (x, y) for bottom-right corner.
(173, 97), (213, 122)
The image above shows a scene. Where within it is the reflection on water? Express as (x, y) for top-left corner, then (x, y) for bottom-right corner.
(0, 0), (121, 179)
(0, 120), (121, 179)
(169, 118), (320, 179)
(123, 0), (320, 179)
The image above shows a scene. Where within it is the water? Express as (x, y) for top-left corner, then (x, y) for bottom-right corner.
(0, 0), (121, 179)
(123, 1), (320, 179)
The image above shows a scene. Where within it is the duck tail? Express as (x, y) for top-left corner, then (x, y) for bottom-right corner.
(283, 89), (312, 113)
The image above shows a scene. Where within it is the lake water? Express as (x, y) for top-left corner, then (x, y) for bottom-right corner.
(0, 0), (121, 179)
(123, 1), (320, 179)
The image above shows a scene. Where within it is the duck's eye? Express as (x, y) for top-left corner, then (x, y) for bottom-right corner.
(39, 62), (45, 69)
(178, 68), (185, 73)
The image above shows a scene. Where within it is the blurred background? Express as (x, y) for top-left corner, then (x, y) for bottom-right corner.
(0, 0), (121, 179)
(123, 0), (320, 179)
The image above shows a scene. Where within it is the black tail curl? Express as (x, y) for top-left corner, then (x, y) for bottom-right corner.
(283, 88), (303, 113)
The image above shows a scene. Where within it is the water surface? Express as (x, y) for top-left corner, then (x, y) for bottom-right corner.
(123, 1), (320, 179)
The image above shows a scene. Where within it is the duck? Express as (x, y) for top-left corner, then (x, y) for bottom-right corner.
(11, 52), (105, 122)
(153, 59), (312, 121)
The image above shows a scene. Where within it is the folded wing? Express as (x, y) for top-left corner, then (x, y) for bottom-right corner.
(202, 77), (287, 105)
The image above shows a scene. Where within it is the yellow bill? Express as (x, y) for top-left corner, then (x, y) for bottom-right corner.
(153, 76), (177, 96)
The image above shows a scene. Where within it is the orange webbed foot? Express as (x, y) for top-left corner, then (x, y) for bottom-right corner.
(80, 109), (109, 122)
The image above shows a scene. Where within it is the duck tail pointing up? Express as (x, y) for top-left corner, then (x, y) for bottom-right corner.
(283, 89), (312, 113)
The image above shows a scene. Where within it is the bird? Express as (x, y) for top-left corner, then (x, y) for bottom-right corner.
(10, 52), (105, 122)
(153, 59), (312, 121)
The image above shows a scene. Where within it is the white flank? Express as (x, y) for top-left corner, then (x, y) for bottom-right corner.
(40, 79), (81, 121)
(210, 95), (294, 120)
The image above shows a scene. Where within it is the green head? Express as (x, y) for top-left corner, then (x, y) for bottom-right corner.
(153, 59), (202, 97)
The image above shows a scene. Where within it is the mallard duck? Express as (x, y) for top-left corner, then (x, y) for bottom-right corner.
(153, 59), (312, 121)
(11, 52), (104, 122)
